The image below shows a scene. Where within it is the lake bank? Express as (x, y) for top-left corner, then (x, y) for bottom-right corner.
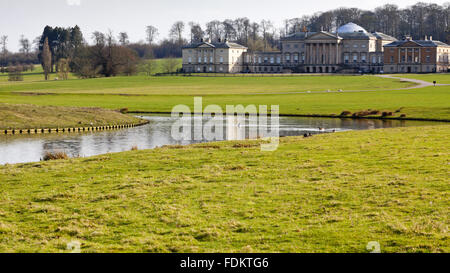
(0, 104), (144, 130)
(1, 115), (446, 165)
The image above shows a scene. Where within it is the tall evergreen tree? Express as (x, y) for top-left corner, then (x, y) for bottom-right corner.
(42, 37), (52, 80)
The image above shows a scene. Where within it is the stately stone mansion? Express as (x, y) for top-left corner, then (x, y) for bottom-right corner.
(182, 22), (450, 74)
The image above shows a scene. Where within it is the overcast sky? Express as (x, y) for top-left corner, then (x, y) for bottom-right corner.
(1, 0), (448, 51)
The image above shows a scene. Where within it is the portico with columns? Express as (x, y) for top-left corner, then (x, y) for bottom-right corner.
(304, 32), (342, 73)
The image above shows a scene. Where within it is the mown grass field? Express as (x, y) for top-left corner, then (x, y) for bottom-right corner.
(0, 85), (448, 120)
(0, 125), (448, 253)
(0, 74), (413, 95)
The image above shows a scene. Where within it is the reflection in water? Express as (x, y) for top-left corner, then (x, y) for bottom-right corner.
(0, 115), (443, 165)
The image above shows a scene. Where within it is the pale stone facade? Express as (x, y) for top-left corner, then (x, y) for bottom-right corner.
(279, 23), (396, 73)
(182, 23), (449, 74)
(182, 39), (247, 73)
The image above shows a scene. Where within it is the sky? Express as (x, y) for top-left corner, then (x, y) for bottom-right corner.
(1, 0), (448, 52)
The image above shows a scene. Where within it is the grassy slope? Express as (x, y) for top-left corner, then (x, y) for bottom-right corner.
(138, 58), (182, 75)
(0, 125), (448, 253)
(0, 104), (141, 129)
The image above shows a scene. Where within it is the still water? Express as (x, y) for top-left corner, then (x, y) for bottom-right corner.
(0, 115), (443, 165)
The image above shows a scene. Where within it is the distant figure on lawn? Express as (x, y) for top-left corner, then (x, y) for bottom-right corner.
(433, 81), (437, 86)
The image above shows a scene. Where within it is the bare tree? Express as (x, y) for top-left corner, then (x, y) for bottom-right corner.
(260, 20), (273, 51)
(19, 35), (31, 55)
(0, 35), (7, 54)
(57, 58), (69, 80)
(170, 21), (185, 45)
(145, 25), (159, 45)
(0, 35), (7, 68)
(118, 32), (129, 46)
(206, 20), (224, 41)
(188, 22), (204, 42)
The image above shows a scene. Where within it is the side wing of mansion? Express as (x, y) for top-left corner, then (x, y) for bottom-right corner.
(182, 22), (450, 74)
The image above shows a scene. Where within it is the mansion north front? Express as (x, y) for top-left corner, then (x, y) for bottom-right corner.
(182, 22), (450, 74)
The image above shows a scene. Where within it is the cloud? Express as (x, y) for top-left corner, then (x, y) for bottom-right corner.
(67, 0), (81, 6)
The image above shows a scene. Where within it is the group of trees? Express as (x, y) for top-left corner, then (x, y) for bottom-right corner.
(37, 25), (84, 73)
(4, 64), (35, 81)
(282, 2), (450, 43)
(71, 31), (139, 78)
(0, 34), (38, 69)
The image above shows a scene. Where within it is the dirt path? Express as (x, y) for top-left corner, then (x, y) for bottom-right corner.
(376, 75), (449, 89)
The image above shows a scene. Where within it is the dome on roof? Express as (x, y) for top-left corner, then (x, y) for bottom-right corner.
(337, 22), (367, 33)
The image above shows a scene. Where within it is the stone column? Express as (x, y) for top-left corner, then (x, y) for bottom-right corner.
(308, 44), (311, 64)
(336, 43), (339, 64)
(319, 43), (322, 64)
(331, 43), (335, 64)
(328, 43), (331, 64)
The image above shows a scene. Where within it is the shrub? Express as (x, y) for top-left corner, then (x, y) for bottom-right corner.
(352, 111), (371, 117)
(400, 114), (407, 118)
(8, 66), (24, 81)
(381, 112), (394, 117)
(119, 108), (129, 114)
(43, 151), (69, 161)
(369, 110), (381, 115)
(131, 146), (138, 151)
(340, 111), (352, 116)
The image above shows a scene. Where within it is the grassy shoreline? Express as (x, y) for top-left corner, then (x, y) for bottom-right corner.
(0, 125), (448, 252)
(0, 104), (142, 130)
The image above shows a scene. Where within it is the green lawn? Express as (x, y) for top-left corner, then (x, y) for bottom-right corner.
(0, 72), (448, 121)
(0, 85), (448, 120)
(138, 58), (182, 75)
(0, 75), (413, 95)
(0, 125), (448, 253)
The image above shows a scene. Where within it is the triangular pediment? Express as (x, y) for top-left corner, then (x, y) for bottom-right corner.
(306, 31), (340, 41)
(400, 41), (422, 47)
(198, 43), (215, 48)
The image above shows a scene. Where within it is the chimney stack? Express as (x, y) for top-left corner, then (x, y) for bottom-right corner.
(429, 36), (433, 41)
(425, 36), (428, 41)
